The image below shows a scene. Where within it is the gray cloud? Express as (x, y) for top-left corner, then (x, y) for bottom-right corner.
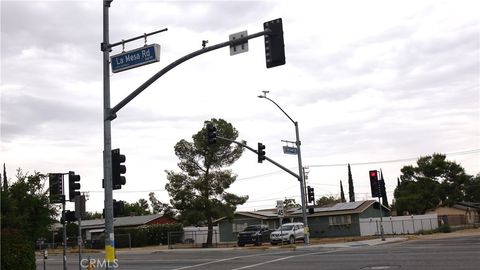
(1, 92), (100, 142)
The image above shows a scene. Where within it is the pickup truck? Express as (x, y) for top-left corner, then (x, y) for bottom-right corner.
(237, 225), (273, 247)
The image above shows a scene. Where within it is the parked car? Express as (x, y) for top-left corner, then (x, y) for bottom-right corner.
(237, 225), (273, 247)
(270, 222), (305, 245)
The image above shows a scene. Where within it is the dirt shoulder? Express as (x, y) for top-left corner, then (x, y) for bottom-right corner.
(406, 227), (480, 241)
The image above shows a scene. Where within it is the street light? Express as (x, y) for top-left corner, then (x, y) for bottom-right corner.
(258, 91), (309, 245)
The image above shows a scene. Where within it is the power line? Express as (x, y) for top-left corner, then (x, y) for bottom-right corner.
(85, 189), (166, 193)
(84, 149), (479, 194)
(236, 148), (480, 180)
(309, 149), (480, 168)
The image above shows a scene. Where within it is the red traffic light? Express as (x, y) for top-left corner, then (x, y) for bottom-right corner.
(370, 171), (377, 177)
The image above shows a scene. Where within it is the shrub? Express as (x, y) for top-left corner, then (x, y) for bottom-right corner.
(1, 229), (35, 270)
(435, 224), (452, 233)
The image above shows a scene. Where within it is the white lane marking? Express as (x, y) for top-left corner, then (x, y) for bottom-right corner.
(229, 249), (341, 270)
(170, 251), (292, 270)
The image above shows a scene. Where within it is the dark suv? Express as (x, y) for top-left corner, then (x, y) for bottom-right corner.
(237, 225), (273, 247)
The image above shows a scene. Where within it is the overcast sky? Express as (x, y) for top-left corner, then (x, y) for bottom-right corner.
(1, 0), (479, 213)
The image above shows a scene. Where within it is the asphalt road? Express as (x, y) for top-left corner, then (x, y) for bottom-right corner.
(37, 235), (480, 270)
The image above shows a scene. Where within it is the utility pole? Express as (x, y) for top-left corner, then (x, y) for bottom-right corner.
(102, 1), (115, 268)
(62, 195), (67, 270)
(257, 92), (309, 245)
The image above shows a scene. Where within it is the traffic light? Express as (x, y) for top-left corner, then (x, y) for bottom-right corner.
(263, 18), (286, 68)
(68, 171), (81, 201)
(379, 178), (386, 198)
(113, 200), (124, 218)
(112, 148), (126, 190)
(206, 123), (217, 145)
(369, 170), (380, 198)
(49, 173), (63, 203)
(307, 186), (315, 203)
(64, 210), (76, 223)
(257, 143), (266, 163)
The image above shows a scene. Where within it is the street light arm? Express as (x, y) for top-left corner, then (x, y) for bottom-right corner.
(261, 96), (296, 125)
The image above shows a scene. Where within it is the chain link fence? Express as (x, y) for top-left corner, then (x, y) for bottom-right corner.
(167, 230), (231, 249)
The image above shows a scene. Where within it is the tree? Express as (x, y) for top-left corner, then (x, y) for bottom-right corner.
(1, 168), (57, 269)
(165, 118), (248, 246)
(2, 169), (57, 241)
(394, 153), (478, 215)
(316, 196), (342, 207)
(2, 163), (7, 191)
(121, 199), (151, 216)
(84, 211), (103, 220)
(283, 197), (299, 220)
(283, 198), (300, 210)
(148, 192), (176, 218)
(348, 163), (355, 202)
(464, 174), (480, 202)
(339, 180), (346, 202)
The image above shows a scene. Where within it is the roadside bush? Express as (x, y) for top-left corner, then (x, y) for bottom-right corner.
(115, 223), (183, 248)
(417, 229), (434, 235)
(1, 229), (35, 270)
(435, 224), (452, 233)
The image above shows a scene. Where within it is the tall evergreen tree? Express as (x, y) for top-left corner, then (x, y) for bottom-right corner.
(3, 163), (7, 191)
(165, 119), (248, 246)
(348, 163), (355, 202)
(340, 180), (346, 202)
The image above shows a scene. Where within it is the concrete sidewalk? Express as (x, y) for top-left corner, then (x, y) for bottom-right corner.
(298, 236), (407, 249)
(115, 227), (480, 254)
(115, 236), (407, 254)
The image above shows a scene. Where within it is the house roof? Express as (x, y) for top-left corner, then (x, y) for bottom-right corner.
(69, 213), (167, 230)
(427, 202), (480, 214)
(213, 210), (278, 223)
(295, 200), (390, 217)
(455, 202), (480, 210)
(215, 200), (389, 222)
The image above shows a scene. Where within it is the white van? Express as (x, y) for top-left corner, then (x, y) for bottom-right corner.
(270, 222), (304, 245)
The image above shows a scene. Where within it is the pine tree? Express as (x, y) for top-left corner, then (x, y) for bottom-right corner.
(340, 180), (346, 202)
(3, 163), (7, 191)
(348, 164), (355, 202)
(165, 119), (248, 246)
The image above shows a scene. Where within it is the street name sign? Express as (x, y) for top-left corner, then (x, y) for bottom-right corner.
(283, 146), (298, 155)
(111, 44), (160, 73)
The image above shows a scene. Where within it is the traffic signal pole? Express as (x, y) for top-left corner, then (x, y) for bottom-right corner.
(102, 1), (115, 268)
(218, 135), (310, 245)
(102, 2), (282, 264)
(217, 136), (300, 179)
(258, 94), (309, 245)
(294, 121), (309, 245)
(108, 29), (269, 120)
